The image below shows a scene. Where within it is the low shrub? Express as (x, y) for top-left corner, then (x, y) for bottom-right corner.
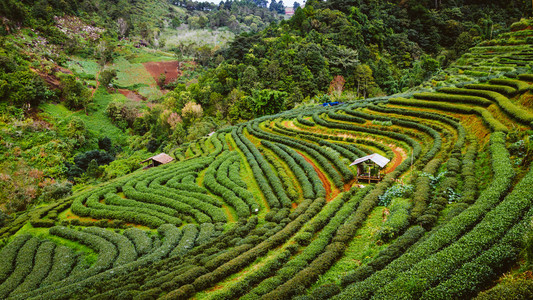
(413, 92), (492, 107)
(0, 237), (41, 298)
(377, 198), (412, 242)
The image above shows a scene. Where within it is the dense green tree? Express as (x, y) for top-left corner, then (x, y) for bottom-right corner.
(99, 69), (117, 89)
(249, 89), (287, 116)
(59, 74), (92, 112)
(98, 137), (113, 153)
(66, 117), (88, 146)
(240, 65), (260, 92)
(0, 70), (50, 108)
(86, 159), (103, 178)
(354, 64), (374, 99)
(73, 150), (115, 171)
(269, 0), (285, 14)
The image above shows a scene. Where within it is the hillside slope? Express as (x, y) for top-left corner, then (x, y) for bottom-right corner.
(0, 20), (532, 299)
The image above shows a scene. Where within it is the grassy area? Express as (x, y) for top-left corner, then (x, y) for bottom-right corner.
(311, 206), (390, 288)
(124, 47), (177, 63)
(227, 133), (271, 214)
(113, 58), (157, 87)
(15, 222), (98, 265)
(40, 89), (130, 146)
(65, 58), (100, 79)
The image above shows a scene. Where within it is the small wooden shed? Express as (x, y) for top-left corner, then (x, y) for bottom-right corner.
(350, 153), (390, 183)
(141, 153), (174, 169)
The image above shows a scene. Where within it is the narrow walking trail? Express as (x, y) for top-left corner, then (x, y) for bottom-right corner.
(295, 150), (339, 202)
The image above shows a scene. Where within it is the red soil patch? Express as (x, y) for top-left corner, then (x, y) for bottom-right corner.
(295, 150), (337, 201)
(55, 66), (72, 75)
(118, 89), (145, 102)
(143, 61), (182, 86)
(64, 210), (99, 222)
(386, 147), (404, 174)
(344, 178), (359, 191)
(118, 89), (155, 108)
(32, 68), (62, 89)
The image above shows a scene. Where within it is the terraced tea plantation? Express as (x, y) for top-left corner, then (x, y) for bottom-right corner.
(1, 25), (533, 300)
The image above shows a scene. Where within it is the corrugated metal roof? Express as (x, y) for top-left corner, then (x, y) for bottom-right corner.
(349, 153), (390, 168)
(141, 153), (174, 164)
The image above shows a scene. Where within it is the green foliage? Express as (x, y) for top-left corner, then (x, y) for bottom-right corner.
(413, 92), (492, 107)
(0, 70), (52, 108)
(440, 86), (533, 125)
(390, 97), (508, 132)
(73, 150), (115, 171)
(465, 83), (517, 96)
(476, 278), (533, 300)
(0, 237), (40, 298)
(376, 198), (411, 242)
(59, 74), (92, 111)
(99, 69), (118, 89)
(2, 1), (533, 299)
(377, 184), (413, 207)
(102, 151), (148, 179)
(527, 220), (533, 267)
(37, 181), (72, 203)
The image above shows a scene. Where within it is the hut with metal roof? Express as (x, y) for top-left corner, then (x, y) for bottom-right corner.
(141, 153), (174, 169)
(350, 153), (390, 183)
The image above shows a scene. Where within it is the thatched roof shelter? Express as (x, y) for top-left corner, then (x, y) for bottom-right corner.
(141, 153), (174, 168)
(350, 153), (390, 168)
(350, 153), (390, 183)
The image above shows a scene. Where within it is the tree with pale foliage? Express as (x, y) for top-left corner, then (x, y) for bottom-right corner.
(181, 101), (203, 124)
(117, 17), (129, 38)
(354, 64), (374, 99)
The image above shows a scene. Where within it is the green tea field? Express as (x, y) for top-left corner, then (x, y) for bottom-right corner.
(1, 18), (533, 300)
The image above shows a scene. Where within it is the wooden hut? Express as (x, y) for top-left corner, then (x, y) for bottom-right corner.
(350, 153), (390, 183)
(141, 153), (174, 169)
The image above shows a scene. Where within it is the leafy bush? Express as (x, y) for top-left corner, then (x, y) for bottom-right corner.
(378, 184), (414, 207)
(0, 237), (41, 298)
(413, 92), (492, 107)
(84, 227), (137, 267)
(231, 126), (284, 208)
(170, 224), (198, 257)
(40, 245), (78, 287)
(338, 132), (513, 299)
(1, 69), (53, 107)
(440, 87), (533, 125)
(377, 198), (412, 241)
(0, 234), (32, 283)
(475, 278), (533, 300)
(389, 97), (508, 132)
(59, 74), (92, 110)
(73, 150), (115, 171)
(465, 83), (517, 96)
(11, 241), (55, 295)
(297, 115), (315, 126)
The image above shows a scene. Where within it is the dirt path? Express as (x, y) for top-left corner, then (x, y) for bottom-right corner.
(91, 71), (100, 97)
(386, 147), (405, 174)
(295, 150), (337, 202)
(344, 178), (359, 191)
(223, 205), (236, 222)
